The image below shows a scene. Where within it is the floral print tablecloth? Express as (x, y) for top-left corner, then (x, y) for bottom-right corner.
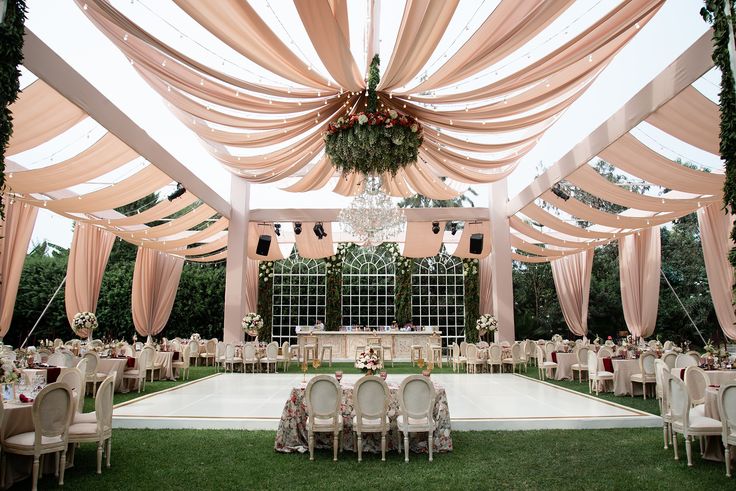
(274, 381), (453, 455)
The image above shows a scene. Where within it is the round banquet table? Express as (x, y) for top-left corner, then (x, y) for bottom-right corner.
(670, 367), (736, 386)
(610, 359), (642, 396)
(72, 356), (130, 392)
(700, 386), (735, 463)
(274, 379), (453, 455)
(550, 352), (577, 381)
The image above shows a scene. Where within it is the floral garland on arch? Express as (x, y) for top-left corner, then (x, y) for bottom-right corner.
(385, 243), (413, 324)
(72, 311), (98, 338)
(463, 258), (480, 343)
(325, 243), (353, 330)
(324, 55), (423, 176)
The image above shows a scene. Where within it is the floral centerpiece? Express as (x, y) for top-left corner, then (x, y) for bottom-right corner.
(190, 333), (200, 342)
(476, 314), (498, 336)
(703, 339), (716, 355)
(1, 360), (19, 384)
(355, 348), (382, 374)
(551, 334), (563, 343)
(72, 311), (98, 339)
(242, 313), (263, 337)
(324, 55), (423, 176)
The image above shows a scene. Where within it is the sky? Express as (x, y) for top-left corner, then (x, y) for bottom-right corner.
(18, 0), (720, 251)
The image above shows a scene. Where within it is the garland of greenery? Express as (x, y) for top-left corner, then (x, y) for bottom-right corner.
(324, 243), (353, 330)
(324, 55), (423, 176)
(701, 1), (736, 295)
(0, 0), (27, 221)
(256, 260), (274, 342)
(463, 258), (480, 343)
(385, 243), (414, 324)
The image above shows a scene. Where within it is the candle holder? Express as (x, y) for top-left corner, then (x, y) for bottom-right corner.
(301, 360), (308, 383)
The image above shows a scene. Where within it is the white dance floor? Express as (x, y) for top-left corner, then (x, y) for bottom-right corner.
(113, 373), (660, 431)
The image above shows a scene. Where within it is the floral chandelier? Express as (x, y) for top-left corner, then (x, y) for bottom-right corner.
(324, 55), (423, 176)
(339, 177), (405, 247)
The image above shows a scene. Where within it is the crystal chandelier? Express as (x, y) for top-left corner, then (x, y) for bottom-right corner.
(339, 177), (406, 247)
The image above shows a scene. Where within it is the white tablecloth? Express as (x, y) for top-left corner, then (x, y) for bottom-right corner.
(552, 352), (577, 381)
(612, 359), (641, 396)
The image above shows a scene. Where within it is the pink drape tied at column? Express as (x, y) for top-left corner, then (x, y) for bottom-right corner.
(132, 248), (185, 337)
(697, 204), (736, 340)
(0, 201), (38, 338)
(618, 227), (661, 338)
(479, 255), (493, 315)
(551, 250), (594, 336)
(65, 223), (115, 338)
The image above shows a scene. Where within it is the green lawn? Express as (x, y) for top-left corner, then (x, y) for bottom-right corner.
(44, 361), (730, 490)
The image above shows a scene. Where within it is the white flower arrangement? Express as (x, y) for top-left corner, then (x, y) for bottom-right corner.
(463, 258), (479, 276)
(0, 361), (19, 384)
(242, 313), (264, 332)
(703, 339), (716, 354)
(191, 333), (201, 342)
(385, 243), (413, 275)
(552, 334), (563, 343)
(355, 348), (382, 372)
(72, 311), (98, 336)
(259, 261), (275, 282)
(476, 314), (498, 332)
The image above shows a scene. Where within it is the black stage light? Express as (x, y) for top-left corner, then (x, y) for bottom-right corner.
(294, 222), (302, 235)
(313, 222), (327, 239)
(431, 221), (440, 234)
(469, 233), (484, 254)
(256, 235), (271, 256)
(551, 184), (570, 201)
(450, 222), (458, 235)
(167, 183), (186, 201)
(274, 224), (281, 236)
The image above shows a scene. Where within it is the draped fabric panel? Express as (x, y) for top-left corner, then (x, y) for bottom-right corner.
(64, 223), (116, 338)
(7, 80), (87, 155)
(618, 227), (661, 338)
(0, 201), (38, 337)
(551, 250), (594, 336)
(244, 257), (259, 314)
(293, 222), (335, 259)
(479, 255), (493, 315)
(400, 221), (445, 258)
(131, 248), (185, 336)
(645, 86), (720, 155)
(697, 204), (736, 340)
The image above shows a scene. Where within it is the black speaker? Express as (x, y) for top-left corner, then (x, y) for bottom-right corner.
(469, 233), (484, 254)
(256, 235), (271, 256)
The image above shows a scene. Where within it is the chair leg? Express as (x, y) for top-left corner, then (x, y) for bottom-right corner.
(428, 433), (433, 462)
(663, 422), (669, 449)
(309, 432), (314, 461)
(673, 432), (679, 460)
(31, 456), (40, 491)
(333, 432), (339, 461)
(97, 440), (104, 474)
(686, 435), (693, 466)
(106, 437), (112, 468)
(357, 433), (362, 462)
(726, 445), (732, 477)
(381, 432), (386, 462)
(404, 433), (410, 463)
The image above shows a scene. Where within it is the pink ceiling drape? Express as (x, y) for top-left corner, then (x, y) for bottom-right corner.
(479, 256), (493, 315)
(0, 201), (38, 338)
(131, 248), (185, 336)
(618, 227), (661, 338)
(697, 204), (736, 340)
(65, 223), (116, 338)
(551, 250), (594, 336)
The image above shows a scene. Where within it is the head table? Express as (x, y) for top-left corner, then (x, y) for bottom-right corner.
(296, 330), (442, 361)
(274, 378), (453, 455)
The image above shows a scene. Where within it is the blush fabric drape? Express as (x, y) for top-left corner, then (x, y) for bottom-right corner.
(479, 255), (493, 315)
(65, 223), (116, 338)
(131, 248), (185, 336)
(697, 204), (736, 340)
(551, 250), (594, 336)
(618, 227), (661, 338)
(0, 201), (38, 338)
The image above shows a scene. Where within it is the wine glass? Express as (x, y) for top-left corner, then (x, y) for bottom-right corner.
(335, 370), (343, 383)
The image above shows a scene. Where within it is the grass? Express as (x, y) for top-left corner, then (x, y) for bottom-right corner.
(42, 361), (726, 490)
(17, 427), (729, 490)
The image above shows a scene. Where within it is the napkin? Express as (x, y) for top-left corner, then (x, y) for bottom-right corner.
(19, 394), (34, 403)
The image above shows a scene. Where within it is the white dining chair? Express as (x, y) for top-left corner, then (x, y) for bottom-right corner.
(630, 351), (657, 399)
(662, 351), (677, 369)
(675, 353), (698, 368)
(683, 366), (709, 414)
(718, 382), (736, 477)
(353, 375), (390, 462)
(571, 347), (589, 383)
(397, 375), (436, 462)
(668, 373), (721, 466)
(224, 344), (243, 373)
(122, 347), (150, 393)
(487, 344), (502, 374)
(261, 342), (279, 373)
(502, 343), (524, 374)
(305, 375), (342, 461)
(171, 345), (191, 380)
(451, 343), (466, 373)
(588, 349), (613, 396)
(81, 352), (107, 397)
(536, 345), (557, 381)
(242, 344), (258, 373)
(58, 367), (85, 414)
(68, 375), (114, 474)
(654, 359), (673, 449)
(465, 344), (483, 374)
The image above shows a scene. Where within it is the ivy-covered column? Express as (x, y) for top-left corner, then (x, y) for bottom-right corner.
(463, 259), (480, 343)
(256, 261), (273, 342)
(0, 0), (27, 220)
(388, 243), (413, 324)
(324, 244), (349, 330)
(701, 2), (736, 274)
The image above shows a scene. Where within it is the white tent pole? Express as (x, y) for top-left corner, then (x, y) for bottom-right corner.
(659, 269), (707, 346)
(20, 275), (67, 349)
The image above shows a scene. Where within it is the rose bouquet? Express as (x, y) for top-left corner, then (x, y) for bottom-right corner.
(355, 348), (382, 373)
(242, 313), (264, 336)
(72, 311), (98, 338)
(476, 314), (498, 334)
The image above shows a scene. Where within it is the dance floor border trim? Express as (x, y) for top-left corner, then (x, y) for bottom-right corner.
(113, 373), (220, 410)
